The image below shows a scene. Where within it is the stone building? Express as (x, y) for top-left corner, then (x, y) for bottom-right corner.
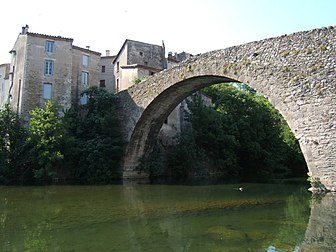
(7, 25), (101, 120)
(0, 63), (10, 106)
(112, 39), (205, 145)
(100, 50), (116, 93)
(71, 45), (101, 105)
(113, 39), (166, 92)
(167, 51), (193, 68)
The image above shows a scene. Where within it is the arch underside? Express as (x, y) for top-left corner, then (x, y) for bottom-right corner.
(123, 76), (237, 174)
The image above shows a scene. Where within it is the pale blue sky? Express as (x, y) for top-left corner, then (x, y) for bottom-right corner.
(0, 0), (335, 63)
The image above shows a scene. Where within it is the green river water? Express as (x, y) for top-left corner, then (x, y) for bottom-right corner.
(0, 183), (334, 251)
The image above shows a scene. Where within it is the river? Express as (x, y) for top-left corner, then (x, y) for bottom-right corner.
(0, 183), (335, 251)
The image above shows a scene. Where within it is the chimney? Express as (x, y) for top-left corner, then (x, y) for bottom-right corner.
(21, 24), (29, 34)
(86, 46), (90, 50)
(106, 50), (110, 56)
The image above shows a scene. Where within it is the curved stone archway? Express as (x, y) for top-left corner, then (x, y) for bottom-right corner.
(118, 26), (336, 190)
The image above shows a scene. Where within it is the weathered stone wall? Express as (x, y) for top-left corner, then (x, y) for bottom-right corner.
(7, 32), (102, 119)
(127, 40), (164, 70)
(114, 40), (164, 91)
(71, 47), (101, 104)
(0, 64), (10, 106)
(100, 56), (116, 93)
(119, 26), (336, 189)
(301, 194), (336, 250)
(114, 45), (127, 91)
(9, 34), (27, 118)
(119, 66), (139, 89)
(24, 35), (73, 117)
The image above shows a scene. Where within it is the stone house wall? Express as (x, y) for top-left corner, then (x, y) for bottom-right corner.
(126, 40), (164, 70)
(7, 29), (101, 119)
(0, 64), (10, 106)
(100, 55), (116, 93)
(23, 35), (73, 116)
(113, 40), (164, 91)
(114, 45), (127, 91)
(72, 46), (101, 104)
(9, 33), (28, 117)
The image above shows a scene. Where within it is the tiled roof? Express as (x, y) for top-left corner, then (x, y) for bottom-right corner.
(26, 32), (74, 42)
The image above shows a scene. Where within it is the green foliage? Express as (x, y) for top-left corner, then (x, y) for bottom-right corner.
(28, 101), (65, 181)
(144, 83), (307, 182)
(203, 83), (306, 181)
(133, 76), (149, 85)
(0, 87), (124, 185)
(66, 87), (124, 183)
(166, 131), (208, 178)
(186, 95), (239, 176)
(0, 104), (31, 184)
(138, 141), (167, 177)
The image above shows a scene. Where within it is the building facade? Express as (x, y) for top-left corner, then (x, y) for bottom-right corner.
(7, 26), (101, 120)
(71, 45), (101, 105)
(113, 39), (165, 92)
(0, 63), (10, 106)
(111, 39), (199, 145)
(1, 26), (206, 146)
(100, 50), (116, 93)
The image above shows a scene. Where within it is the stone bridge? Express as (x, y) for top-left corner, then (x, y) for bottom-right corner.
(118, 26), (336, 190)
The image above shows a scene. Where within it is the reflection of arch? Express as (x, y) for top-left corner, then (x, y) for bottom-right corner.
(301, 194), (336, 250)
(119, 26), (336, 190)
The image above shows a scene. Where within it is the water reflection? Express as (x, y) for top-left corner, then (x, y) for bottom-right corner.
(301, 193), (336, 251)
(121, 184), (311, 251)
(0, 184), (334, 251)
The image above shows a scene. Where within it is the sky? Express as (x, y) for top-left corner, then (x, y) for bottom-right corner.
(0, 0), (335, 63)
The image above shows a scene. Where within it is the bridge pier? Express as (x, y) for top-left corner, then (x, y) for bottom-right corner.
(123, 165), (150, 184)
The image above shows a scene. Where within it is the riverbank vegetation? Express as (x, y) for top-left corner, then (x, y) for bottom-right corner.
(0, 84), (307, 185)
(0, 87), (124, 184)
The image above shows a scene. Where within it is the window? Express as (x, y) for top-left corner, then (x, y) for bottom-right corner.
(139, 52), (143, 56)
(82, 55), (89, 66)
(81, 71), (89, 85)
(80, 93), (88, 105)
(100, 80), (106, 88)
(116, 62), (120, 72)
(43, 83), (52, 99)
(44, 60), (53, 75)
(102, 65), (105, 73)
(45, 41), (54, 53)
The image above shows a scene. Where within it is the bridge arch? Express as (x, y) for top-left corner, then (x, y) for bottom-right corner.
(118, 26), (336, 190)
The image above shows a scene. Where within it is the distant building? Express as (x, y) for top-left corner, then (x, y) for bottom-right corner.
(7, 25), (101, 120)
(111, 39), (204, 145)
(113, 39), (165, 92)
(167, 51), (193, 68)
(100, 50), (116, 93)
(0, 63), (10, 106)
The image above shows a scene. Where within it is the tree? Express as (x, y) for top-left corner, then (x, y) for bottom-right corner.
(28, 101), (65, 181)
(203, 83), (306, 180)
(186, 95), (239, 176)
(0, 104), (30, 184)
(67, 87), (124, 183)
